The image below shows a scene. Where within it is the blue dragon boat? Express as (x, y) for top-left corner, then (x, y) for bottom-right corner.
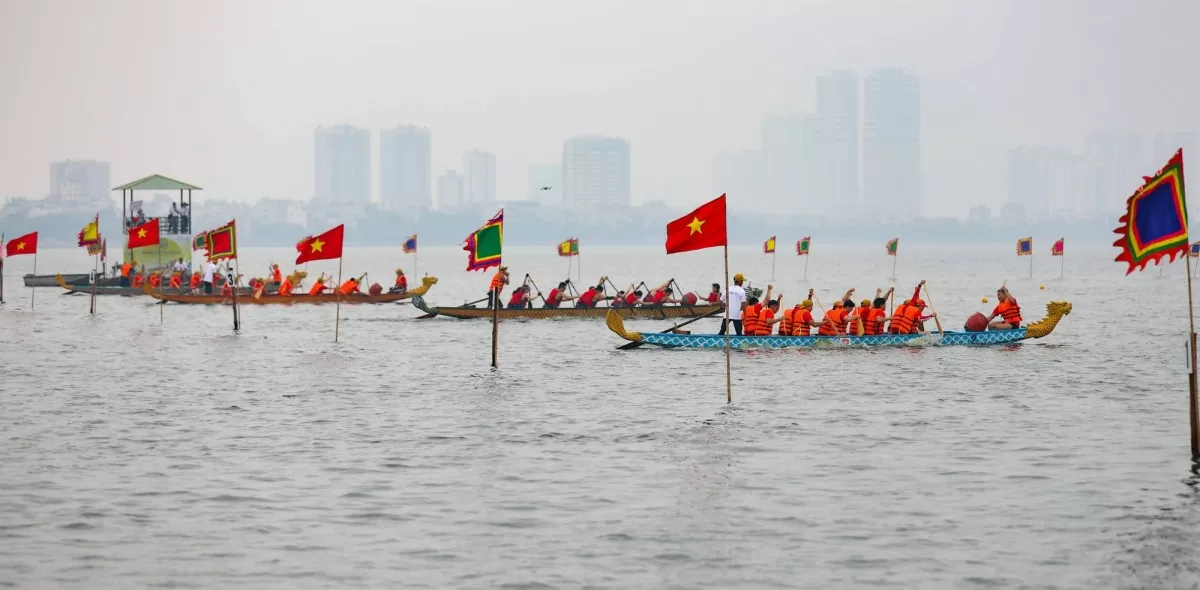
(606, 301), (1072, 350)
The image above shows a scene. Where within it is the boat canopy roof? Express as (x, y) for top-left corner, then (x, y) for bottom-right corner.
(112, 174), (202, 192)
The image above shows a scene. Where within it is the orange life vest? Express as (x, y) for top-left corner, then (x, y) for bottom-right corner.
(779, 307), (795, 335)
(121, 263), (132, 278)
(889, 304), (910, 333)
(895, 305), (923, 334)
(169, 274), (182, 289)
(818, 308), (846, 336)
(338, 279), (358, 295)
(862, 308), (882, 335)
(272, 268), (282, 283)
(132, 274), (144, 288)
(489, 271), (506, 293)
(190, 273), (201, 288)
(756, 307), (775, 336)
(395, 275), (407, 289)
(309, 281), (325, 296)
(791, 308), (813, 336)
(278, 278), (293, 296)
(742, 303), (762, 336)
(844, 310), (863, 336)
(149, 274), (162, 288)
(995, 299), (1022, 325)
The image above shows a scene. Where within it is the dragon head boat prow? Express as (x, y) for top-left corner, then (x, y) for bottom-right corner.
(1023, 300), (1072, 339)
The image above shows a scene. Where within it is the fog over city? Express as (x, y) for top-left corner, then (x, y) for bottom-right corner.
(1, 0), (1198, 221)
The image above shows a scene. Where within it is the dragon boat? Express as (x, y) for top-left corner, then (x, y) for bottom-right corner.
(606, 301), (1072, 349)
(411, 295), (722, 320)
(142, 275), (437, 305)
(57, 274), (262, 297)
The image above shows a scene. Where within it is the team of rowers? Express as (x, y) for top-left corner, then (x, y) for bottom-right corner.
(121, 260), (411, 298)
(484, 266), (1025, 336)
(485, 266), (722, 309)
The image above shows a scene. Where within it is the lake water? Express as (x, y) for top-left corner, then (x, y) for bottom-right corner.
(2, 243), (1199, 589)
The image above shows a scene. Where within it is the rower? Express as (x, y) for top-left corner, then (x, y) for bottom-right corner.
(790, 293), (825, 336)
(577, 283), (608, 308)
(132, 271), (145, 289)
(270, 263), (283, 287)
(779, 293), (796, 335)
(842, 299), (863, 336)
(623, 288), (643, 307)
(742, 295), (762, 336)
(861, 288), (891, 335)
(644, 282), (679, 306)
(487, 266), (510, 308)
(278, 272), (294, 297)
(818, 300), (847, 336)
(986, 286), (1022, 330)
(545, 281), (578, 308)
(339, 275), (364, 296)
(308, 273), (328, 296)
(389, 269), (408, 294)
(756, 294), (784, 335)
(507, 285), (533, 309)
(693, 283), (722, 304)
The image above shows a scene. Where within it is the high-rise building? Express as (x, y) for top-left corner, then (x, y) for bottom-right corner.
(1086, 131), (1145, 214)
(49, 160), (111, 203)
(527, 163), (562, 207)
(863, 68), (921, 218)
(760, 114), (814, 214)
(437, 170), (464, 212)
(380, 125), (431, 212)
(562, 135), (631, 210)
(815, 70), (859, 206)
(462, 150), (496, 207)
(314, 125), (371, 203)
(711, 149), (764, 207)
(1008, 146), (1093, 219)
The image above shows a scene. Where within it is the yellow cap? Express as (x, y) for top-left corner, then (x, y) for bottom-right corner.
(861, 299), (871, 307)
(396, 268), (405, 275)
(733, 273), (745, 282)
(800, 299), (813, 308)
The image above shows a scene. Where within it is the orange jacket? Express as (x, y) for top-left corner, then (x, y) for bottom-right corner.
(308, 281), (325, 296)
(338, 280), (359, 295)
(278, 278), (293, 296)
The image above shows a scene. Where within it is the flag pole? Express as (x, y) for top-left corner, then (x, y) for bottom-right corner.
(0, 232), (5, 304)
(90, 251), (98, 315)
(31, 251), (37, 310)
(891, 252), (898, 281)
(771, 248), (776, 281)
(335, 256), (343, 343)
(724, 244), (732, 404)
(1187, 251), (1199, 458)
(1060, 246), (1065, 279)
(1030, 249), (1034, 279)
(578, 245), (583, 286)
(803, 253), (809, 282)
(491, 285), (500, 368)
(157, 242), (163, 324)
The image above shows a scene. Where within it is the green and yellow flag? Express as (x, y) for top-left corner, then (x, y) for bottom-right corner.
(464, 209), (503, 271)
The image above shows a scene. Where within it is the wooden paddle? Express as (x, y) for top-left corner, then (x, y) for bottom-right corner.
(618, 306), (724, 350)
(921, 283), (944, 334)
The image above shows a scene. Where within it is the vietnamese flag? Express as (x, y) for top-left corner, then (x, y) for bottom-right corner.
(296, 224), (345, 264)
(665, 194), (727, 254)
(128, 218), (161, 248)
(5, 232), (38, 256)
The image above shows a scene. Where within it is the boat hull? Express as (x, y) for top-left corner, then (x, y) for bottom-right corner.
(26, 273), (90, 287)
(606, 301), (1073, 349)
(412, 295), (722, 320)
(57, 274), (258, 297)
(143, 276), (437, 305)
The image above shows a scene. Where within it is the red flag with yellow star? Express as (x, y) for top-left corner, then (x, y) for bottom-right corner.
(127, 218), (160, 249)
(296, 224), (344, 264)
(665, 194), (727, 254)
(5, 232), (37, 256)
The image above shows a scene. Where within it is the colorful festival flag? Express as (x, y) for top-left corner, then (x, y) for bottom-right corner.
(886, 238), (899, 256)
(205, 220), (238, 262)
(557, 238), (579, 257)
(665, 195), (727, 254)
(763, 236), (776, 254)
(86, 238), (104, 256)
(1191, 241), (1200, 258)
(127, 218), (161, 249)
(192, 233), (208, 251)
(1052, 238), (1065, 256)
(78, 216), (99, 247)
(403, 235), (418, 254)
(296, 224), (345, 264)
(464, 209), (504, 271)
(4, 232), (37, 257)
(1113, 149), (1189, 274)
(796, 237), (811, 256)
(1017, 237), (1033, 256)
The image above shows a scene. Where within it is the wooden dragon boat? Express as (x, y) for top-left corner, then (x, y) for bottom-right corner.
(606, 301), (1072, 349)
(57, 274), (261, 297)
(411, 295), (722, 320)
(141, 275), (437, 305)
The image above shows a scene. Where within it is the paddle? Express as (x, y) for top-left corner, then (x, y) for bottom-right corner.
(921, 283), (944, 334)
(618, 306), (725, 350)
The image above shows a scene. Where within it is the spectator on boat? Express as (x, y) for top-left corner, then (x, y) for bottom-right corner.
(201, 260), (219, 294)
(168, 203), (181, 233)
(544, 281), (577, 308)
(487, 266), (510, 308)
(718, 273), (747, 336)
(507, 285), (533, 309)
(986, 286), (1021, 330)
(389, 269), (408, 294)
(119, 262), (133, 287)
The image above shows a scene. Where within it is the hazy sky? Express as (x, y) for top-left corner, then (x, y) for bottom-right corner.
(1, 0), (1197, 215)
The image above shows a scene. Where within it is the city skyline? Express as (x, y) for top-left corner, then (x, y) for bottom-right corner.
(3, 1), (1199, 218)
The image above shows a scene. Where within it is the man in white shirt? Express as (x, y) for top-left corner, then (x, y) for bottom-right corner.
(201, 260), (218, 294)
(719, 272), (748, 336)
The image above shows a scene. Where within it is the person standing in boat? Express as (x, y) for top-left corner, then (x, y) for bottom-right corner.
(986, 286), (1022, 330)
(487, 266), (509, 308)
(201, 259), (219, 294)
(718, 273), (748, 336)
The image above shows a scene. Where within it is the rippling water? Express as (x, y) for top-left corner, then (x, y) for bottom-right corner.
(3, 243), (1200, 589)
